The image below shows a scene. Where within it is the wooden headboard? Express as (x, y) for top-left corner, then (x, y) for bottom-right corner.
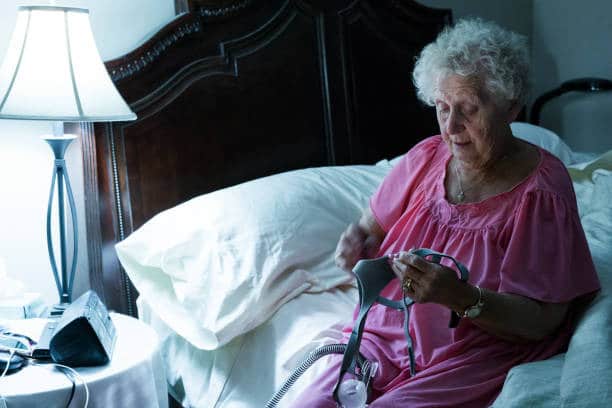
(78, 0), (451, 316)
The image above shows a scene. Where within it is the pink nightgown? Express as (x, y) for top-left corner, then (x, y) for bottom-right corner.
(293, 135), (600, 408)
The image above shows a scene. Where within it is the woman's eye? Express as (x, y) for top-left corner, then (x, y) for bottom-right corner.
(436, 105), (449, 114)
(463, 105), (478, 115)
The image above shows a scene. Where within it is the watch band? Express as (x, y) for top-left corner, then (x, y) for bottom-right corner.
(462, 286), (484, 319)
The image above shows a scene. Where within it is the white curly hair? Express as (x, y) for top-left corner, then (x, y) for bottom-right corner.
(412, 18), (530, 107)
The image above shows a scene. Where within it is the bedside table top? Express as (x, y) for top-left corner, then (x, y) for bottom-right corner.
(0, 313), (168, 408)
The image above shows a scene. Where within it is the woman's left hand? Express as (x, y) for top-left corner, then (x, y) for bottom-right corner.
(391, 252), (572, 343)
(390, 251), (462, 304)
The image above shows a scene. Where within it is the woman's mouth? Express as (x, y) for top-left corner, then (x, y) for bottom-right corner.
(452, 140), (471, 147)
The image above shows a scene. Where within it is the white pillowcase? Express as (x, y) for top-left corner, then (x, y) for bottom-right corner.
(116, 164), (390, 350)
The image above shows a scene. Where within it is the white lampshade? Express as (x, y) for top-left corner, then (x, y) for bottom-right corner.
(0, 6), (136, 122)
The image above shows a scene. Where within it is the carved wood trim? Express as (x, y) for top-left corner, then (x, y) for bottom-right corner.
(198, 0), (254, 19)
(108, 17), (202, 82)
(108, 122), (138, 316)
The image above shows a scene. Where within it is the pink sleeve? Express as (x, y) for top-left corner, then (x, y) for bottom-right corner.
(499, 190), (600, 302)
(370, 136), (440, 232)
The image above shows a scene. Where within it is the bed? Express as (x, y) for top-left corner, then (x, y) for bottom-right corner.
(76, 1), (612, 407)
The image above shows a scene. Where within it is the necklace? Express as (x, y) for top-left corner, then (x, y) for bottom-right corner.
(454, 162), (466, 202)
(453, 148), (517, 203)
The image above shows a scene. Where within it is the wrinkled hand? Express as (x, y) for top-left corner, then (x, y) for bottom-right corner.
(390, 251), (461, 304)
(334, 223), (368, 273)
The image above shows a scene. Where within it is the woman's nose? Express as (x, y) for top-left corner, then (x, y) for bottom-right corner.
(446, 110), (465, 134)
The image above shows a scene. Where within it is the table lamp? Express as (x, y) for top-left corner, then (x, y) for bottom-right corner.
(0, 6), (136, 315)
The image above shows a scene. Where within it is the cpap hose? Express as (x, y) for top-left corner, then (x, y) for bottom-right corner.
(265, 343), (374, 408)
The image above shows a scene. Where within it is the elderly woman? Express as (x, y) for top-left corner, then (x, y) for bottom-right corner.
(293, 18), (600, 407)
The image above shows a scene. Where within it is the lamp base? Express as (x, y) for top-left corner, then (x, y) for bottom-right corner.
(43, 131), (79, 317)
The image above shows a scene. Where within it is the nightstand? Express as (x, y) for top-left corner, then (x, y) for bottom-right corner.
(0, 313), (167, 408)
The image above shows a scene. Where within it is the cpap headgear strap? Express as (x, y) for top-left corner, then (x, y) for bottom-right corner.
(332, 248), (469, 406)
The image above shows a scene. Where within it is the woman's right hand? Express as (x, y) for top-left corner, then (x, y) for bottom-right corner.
(335, 209), (386, 273)
(334, 223), (368, 273)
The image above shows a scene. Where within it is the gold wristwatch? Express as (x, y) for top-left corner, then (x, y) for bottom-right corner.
(462, 286), (484, 319)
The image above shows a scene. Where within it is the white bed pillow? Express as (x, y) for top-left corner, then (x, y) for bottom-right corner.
(116, 164), (389, 350)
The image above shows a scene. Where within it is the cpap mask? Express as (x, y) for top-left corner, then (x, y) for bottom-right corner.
(265, 248), (469, 408)
(334, 248), (469, 407)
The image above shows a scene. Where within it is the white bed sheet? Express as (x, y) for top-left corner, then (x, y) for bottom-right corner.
(138, 286), (357, 408)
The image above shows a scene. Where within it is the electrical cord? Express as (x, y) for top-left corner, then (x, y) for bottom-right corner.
(31, 362), (89, 408)
(0, 328), (10, 379)
(1, 348), (17, 408)
(56, 364), (89, 408)
(57, 365), (77, 408)
(0, 348), (7, 408)
(1, 329), (89, 408)
(1, 349), (15, 378)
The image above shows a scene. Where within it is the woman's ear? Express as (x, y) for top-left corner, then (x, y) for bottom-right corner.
(506, 100), (522, 123)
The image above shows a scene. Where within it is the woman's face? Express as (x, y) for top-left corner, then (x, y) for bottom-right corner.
(435, 74), (517, 170)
